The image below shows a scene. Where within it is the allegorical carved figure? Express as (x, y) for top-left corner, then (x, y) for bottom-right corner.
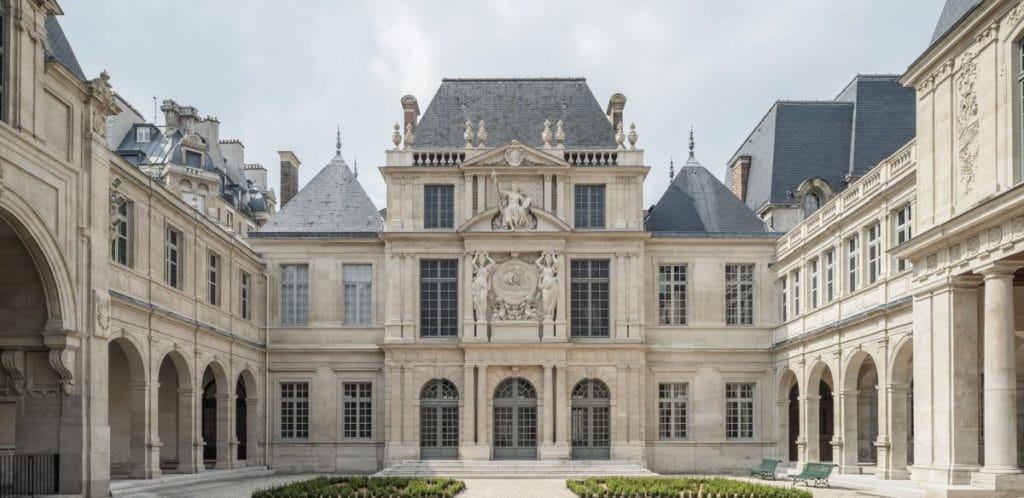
(535, 251), (559, 320)
(471, 251), (496, 322)
(491, 170), (533, 230)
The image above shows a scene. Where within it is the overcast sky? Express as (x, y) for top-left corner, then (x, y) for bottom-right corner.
(60, 0), (941, 208)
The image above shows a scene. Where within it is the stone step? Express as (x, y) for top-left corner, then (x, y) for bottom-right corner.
(109, 466), (274, 496)
(374, 459), (656, 479)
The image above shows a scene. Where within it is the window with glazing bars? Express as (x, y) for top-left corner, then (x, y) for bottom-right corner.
(424, 185), (454, 228)
(725, 264), (754, 326)
(658, 265), (687, 326)
(111, 197), (132, 266)
(867, 223), (881, 284)
(420, 260), (458, 337)
(343, 382), (373, 439)
(570, 260), (609, 337)
(894, 204), (912, 272)
(847, 235), (859, 293)
(280, 382), (309, 439)
(343, 264), (372, 325)
(658, 383), (688, 440)
(779, 276), (788, 322)
(725, 383), (755, 439)
(208, 252), (220, 306)
(790, 269), (800, 316)
(574, 185), (605, 228)
(240, 271), (252, 320)
(280, 264), (309, 325)
(165, 226), (183, 289)
(824, 250), (835, 303)
(809, 259), (819, 309)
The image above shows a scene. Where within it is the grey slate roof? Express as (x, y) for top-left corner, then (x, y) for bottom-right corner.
(115, 125), (218, 172)
(44, 17), (86, 81)
(252, 153), (382, 238)
(646, 153), (773, 237)
(931, 0), (982, 45)
(414, 78), (617, 149)
(728, 74), (914, 213)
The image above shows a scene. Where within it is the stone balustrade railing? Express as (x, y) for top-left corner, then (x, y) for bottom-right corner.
(384, 147), (645, 167)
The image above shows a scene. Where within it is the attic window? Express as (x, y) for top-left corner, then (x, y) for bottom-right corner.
(184, 150), (203, 167)
(136, 126), (152, 143)
(802, 191), (822, 217)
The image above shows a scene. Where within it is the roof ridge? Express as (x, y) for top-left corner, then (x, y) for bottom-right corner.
(440, 77), (586, 82)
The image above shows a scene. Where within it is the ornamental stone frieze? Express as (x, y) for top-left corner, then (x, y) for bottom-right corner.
(911, 214), (1024, 282)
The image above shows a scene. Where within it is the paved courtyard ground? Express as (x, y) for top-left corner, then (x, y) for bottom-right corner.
(119, 473), (873, 498)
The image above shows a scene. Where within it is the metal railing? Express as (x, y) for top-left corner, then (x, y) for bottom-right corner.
(0, 454), (59, 497)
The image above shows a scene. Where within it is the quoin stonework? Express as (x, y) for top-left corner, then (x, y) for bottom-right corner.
(4, 0), (1024, 497)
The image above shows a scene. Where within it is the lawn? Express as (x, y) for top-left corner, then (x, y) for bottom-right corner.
(252, 476), (465, 498)
(566, 476), (813, 498)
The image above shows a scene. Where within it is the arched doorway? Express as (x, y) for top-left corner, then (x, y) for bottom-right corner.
(789, 384), (800, 461)
(778, 369), (799, 462)
(819, 378), (835, 462)
(856, 357), (879, 465)
(493, 378), (537, 460)
(200, 364), (228, 468)
(420, 379), (459, 460)
(888, 339), (913, 477)
(236, 379), (247, 461)
(157, 352), (193, 473)
(202, 379), (217, 463)
(571, 379), (610, 460)
(108, 338), (147, 478)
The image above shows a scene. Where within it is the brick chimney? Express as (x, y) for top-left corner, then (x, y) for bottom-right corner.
(401, 95), (420, 134)
(606, 93), (626, 130)
(730, 156), (751, 202)
(278, 151), (301, 207)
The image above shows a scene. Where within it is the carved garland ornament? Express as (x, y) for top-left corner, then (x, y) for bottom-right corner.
(955, 54), (980, 193)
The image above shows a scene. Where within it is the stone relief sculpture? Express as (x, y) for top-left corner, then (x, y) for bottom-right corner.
(471, 252), (496, 322)
(491, 170), (537, 231)
(535, 252), (559, 320)
(491, 257), (540, 321)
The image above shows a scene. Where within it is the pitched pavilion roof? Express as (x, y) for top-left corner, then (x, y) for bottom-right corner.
(251, 153), (382, 238)
(45, 17), (86, 81)
(931, 0), (982, 45)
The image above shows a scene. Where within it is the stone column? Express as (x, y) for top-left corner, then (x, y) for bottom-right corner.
(464, 366), (477, 445)
(245, 397), (260, 465)
(980, 267), (1021, 474)
(215, 393), (233, 469)
(477, 365), (488, 446)
(881, 383), (911, 480)
(543, 364), (554, 446)
(177, 388), (198, 473)
(804, 394), (821, 463)
(130, 381), (157, 478)
(555, 366), (568, 448)
(776, 399), (790, 460)
(838, 389), (859, 474)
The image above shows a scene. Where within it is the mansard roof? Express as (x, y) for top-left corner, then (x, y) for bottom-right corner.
(414, 78), (618, 149)
(44, 17), (86, 81)
(931, 0), (982, 45)
(728, 74), (914, 213)
(646, 152), (774, 238)
(252, 153), (382, 238)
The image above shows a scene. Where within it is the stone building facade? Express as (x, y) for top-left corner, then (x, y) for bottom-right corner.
(4, 0), (1024, 497)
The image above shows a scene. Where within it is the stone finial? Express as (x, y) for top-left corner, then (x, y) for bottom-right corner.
(404, 123), (415, 149)
(628, 122), (638, 149)
(615, 122), (625, 149)
(336, 125), (342, 154)
(392, 123), (401, 149)
(688, 127), (695, 159)
(464, 120), (474, 148)
(555, 120), (565, 148)
(354, 158), (358, 178)
(541, 118), (553, 148)
(669, 156), (675, 180)
(476, 120), (488, 147)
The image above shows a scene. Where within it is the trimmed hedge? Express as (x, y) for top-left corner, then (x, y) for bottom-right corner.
(252, 476), (465, 498)
(566, 477), (813, 498)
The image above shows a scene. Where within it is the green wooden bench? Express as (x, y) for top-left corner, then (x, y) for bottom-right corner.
(748, 458), (781, 480)
(787, 462), (837, 488)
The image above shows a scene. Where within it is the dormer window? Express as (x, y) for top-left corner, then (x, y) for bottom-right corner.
(802, 191), (822, 217)
(184, 149), (203, 167)
(136, 126), (152, 143)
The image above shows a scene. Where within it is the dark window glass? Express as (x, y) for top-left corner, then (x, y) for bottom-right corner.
(574, 185), (605, 228)
(570, 260), (610, 337)
(420, 259), (458, 337)
(424, 185), (454, 229)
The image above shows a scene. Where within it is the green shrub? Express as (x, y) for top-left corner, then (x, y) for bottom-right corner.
(565, 476), (812, 498)
(252, 476), (465, 498)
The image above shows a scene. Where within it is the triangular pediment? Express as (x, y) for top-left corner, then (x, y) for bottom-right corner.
(458, 207), (572, 233)
(461, 140), (569, 169)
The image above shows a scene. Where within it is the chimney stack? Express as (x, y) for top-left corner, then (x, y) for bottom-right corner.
(401, 95), (420, 135)
(606, 93), (626, 130)
(278, 151), (301, 207)
(730, 156), (752, 202)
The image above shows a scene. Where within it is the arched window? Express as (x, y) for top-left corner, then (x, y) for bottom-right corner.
(803, 192), (822, 217)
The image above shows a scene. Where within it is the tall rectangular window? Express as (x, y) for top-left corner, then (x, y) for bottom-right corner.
(847, 235), (860, 293)
(136, 126), (151, 143)
(207, 252), (220, 306)
(867, 223), (881, 284)
(343, 264), (373, 325)
(111, 197), (132, 266)
(574, 184), (605, 228)
(725, 383), (755, 440)
(424, 185), (454, 229)
(165, 226), (183, 289)
(809, 259), (819, 309)
(280, 264), (309, 326)
(657, 265), (687, 326)
(280, 382), (309, 439)
(790, 269), (801, 317)
(824, 250), (835, 303)
(658, 383), (688, 440)
(894, 204), (912, 272)
(570, 260), (610, 337)
(420, 259), (458, 337)
(725, 264), (755, 326)
(342, 382), (373, 439)
(240, 271), (252, 320)
(779, 276), (788, 322)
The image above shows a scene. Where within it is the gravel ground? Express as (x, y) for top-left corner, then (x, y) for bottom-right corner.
(120, 473), (872, 498)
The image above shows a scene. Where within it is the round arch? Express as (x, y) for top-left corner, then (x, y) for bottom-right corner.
(420, 378), (459, 460)
(493, 377), (538, 460)
(108, 337), (148, 477)
(843, 349), (881, 466)
(777, 367), (800, 462)
(570, 379), (611, 460)
(807, 361), (836, 463)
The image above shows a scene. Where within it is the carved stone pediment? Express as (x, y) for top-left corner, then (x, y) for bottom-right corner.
(461, 141), (568, 169)
(458, 207), (571, 233)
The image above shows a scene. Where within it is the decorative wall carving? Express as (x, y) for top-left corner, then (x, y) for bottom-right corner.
(87, 71), (119, 136)
(490, 171), (537, 231)
(0, 350), (25, 394)
(47, 346), (75, 394)
(471, 252), (496, 322)
(955, 54), (980, 193)
(491, 257), (540, 321)
(535, 252), (559, 321)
